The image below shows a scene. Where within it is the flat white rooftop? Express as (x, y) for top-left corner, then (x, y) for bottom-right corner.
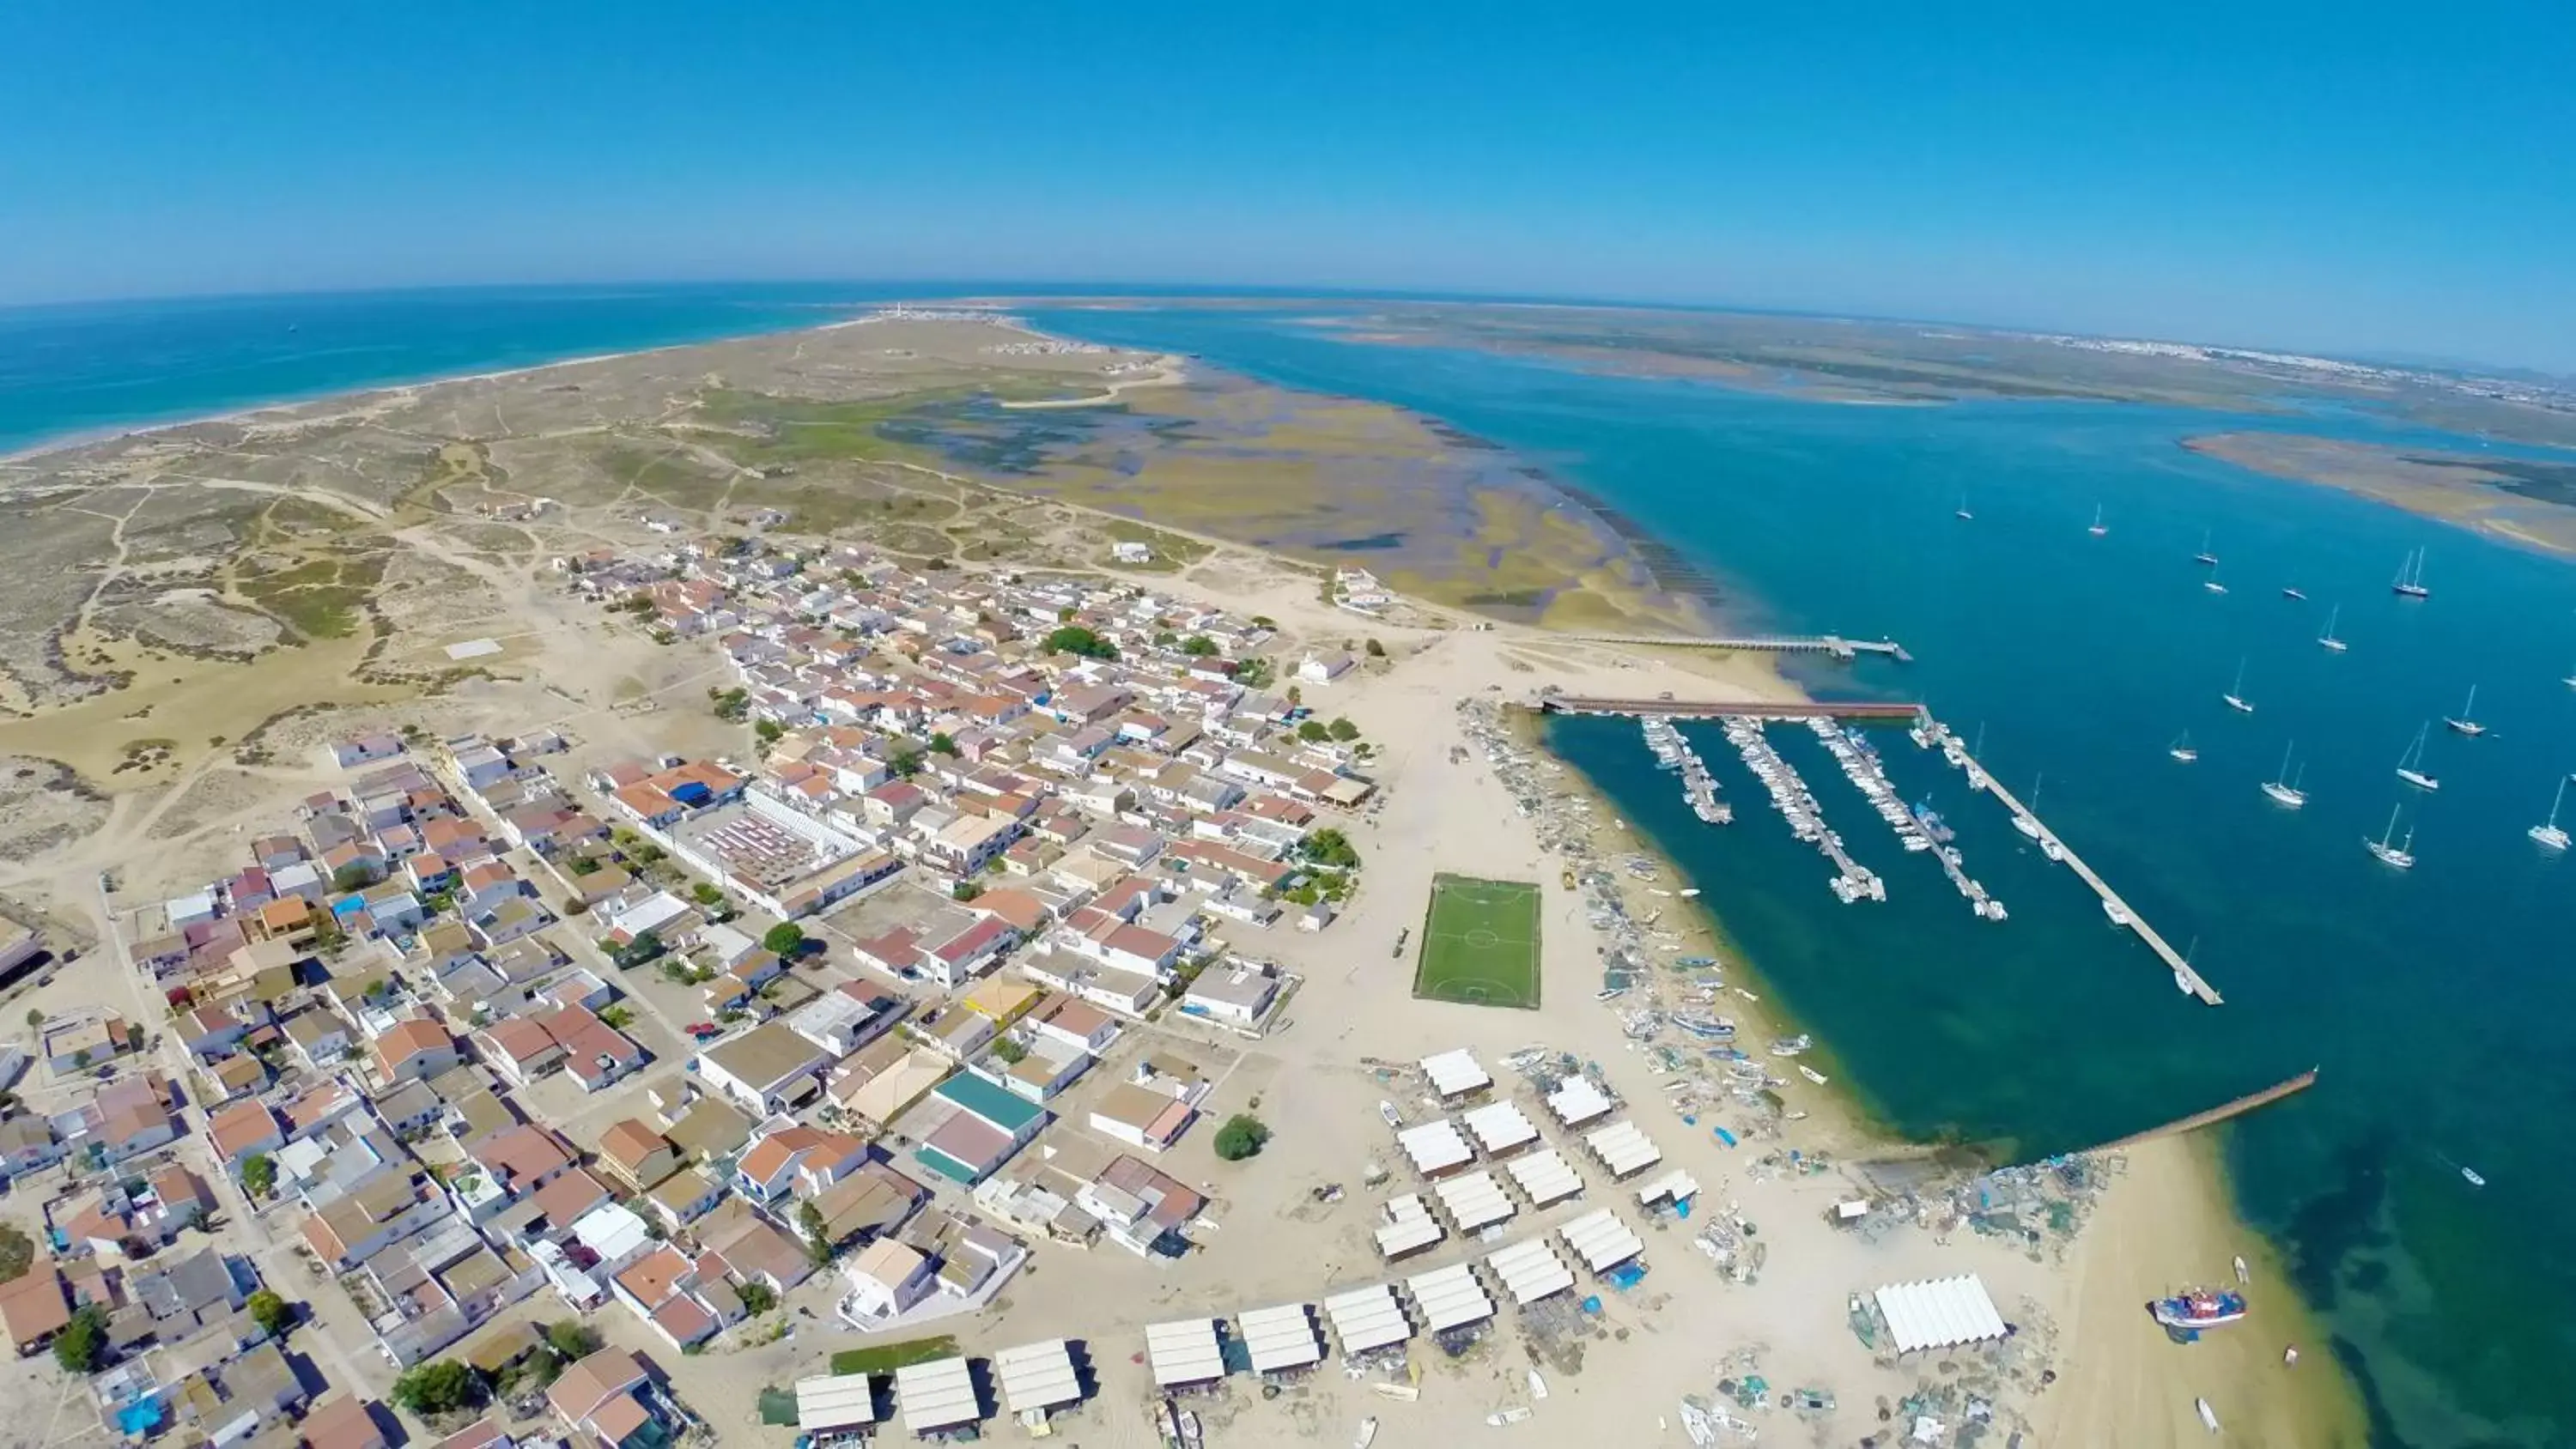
(1544, 1075), (1614, 1127)
(1486, 1236), (1577, 1306)
(1236, 1303), (1324, 1373)
(1461, 1100), (1539, 1157)
(1404, 1262), (1497, 1331)
(1396, 1118), (1473, 1176)
(1874, 1275), (2008, 1355)
(1558, 1207), (1645, 1274)
(1321, 1284), (1411, 1355)
(1583, 1119), (1663, 1179)
(794, 1373), (881, 1433)
(894, 1355), (979, 1434)
(1504, 1148), (1584, 1208)
(1434, 1170), (1516, 1233)
(1635, 1167), (1701, 1208)
(1374, 1193), (1444, 1259)
(993, 1338), (1082, 1414)
(1146, 1316), (1226, 1386)
(1420, 1047), (1492, 1098)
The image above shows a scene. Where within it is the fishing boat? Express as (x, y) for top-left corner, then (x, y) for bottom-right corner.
(2222, 658), (2254, 713)
(1955, 494), (1973, 521)
(2444, 684), (2486, 737)
(1378, 1100), (1404, 1130)
(1353, 1416), (1380, 1449)
(1179, 1408), (1203, 1449)
(1797, 1063), (1829, 1085)
(2104, 899), (2132, 927)
(2198, 1398), (2221, 1434)
(2260, 743), (2308, 808)
(1528, 1370), (1548, 1402)
(1768, 1034), (1813, 1058)
(2392, 546), (2431, 598)
(2087, 503), (2108, 537)
(2393, 723), (2439, 791)
(2462, 1166), (2487, 1188)
(1679, 887), (1701, 897)
(2317, 604), (2347, 652)
(2151, 1287), (2250, 1331)
(2193, 529), (2218, 566)
(2530, 778), (2569, 852)
(1679, 1401), (1717, 1449)
(1486, 1407), (1533, 1427)
(2233, 1256), (2250, 1285)
(2365, 805), (2415, 869)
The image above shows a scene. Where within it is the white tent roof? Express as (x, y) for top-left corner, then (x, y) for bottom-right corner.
(1322, 1284), (1412, 1355)
(1558, 1207), (1645, 1274)
(794, 1373), (882, 1433)
(1420, 1048), (1491, 1097)
(1236, 1303), (1324, 1373)
(1874, 1275), (2008, 1355)
(893, 1355), (979, 1433)
(1583, 1119), (1663, 1179)
(1404, 1262), (1497, 1331)
(1434, 1170), (1516, 1233)
(1505, 1148), (1583, 1207)
(1635, 1167), (1700, 1208)
(993, 1338), (1082, 1414)
(1374, 1193), (1444, 1258)
(1486, 1236), (1577, 1306)
(1396, 1119), (1473, 1176)
(1544, 1076), (1614, 1127)
(1146, 1317), (1226, 1386)
(1461, 1100), (1539, 1156)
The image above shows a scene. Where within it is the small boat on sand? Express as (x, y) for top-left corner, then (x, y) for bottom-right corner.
(1528, 1369), (1548, 1401)
(1797, 1064), (1829, 1085)
(2152, 1287), (2249, 1331)
(2197, 1397), (2221, 1434)
(1353, 1416), (1379, 1449)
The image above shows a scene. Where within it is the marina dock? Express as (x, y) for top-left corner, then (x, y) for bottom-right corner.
(1570, 633), (1912, 662)
(1542, 695), (1925, 721)
(1936, 731), (2225, 1005)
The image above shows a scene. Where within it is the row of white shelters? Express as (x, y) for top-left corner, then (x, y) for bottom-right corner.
(1236, 1303), (1325, 1374)
(1873, 1276), (2009, 1355)
(1396, 1119), (1473, 1177)
(794, 1373), (881, 1436)
(1434, 1170), (1516, 1233)
(1583, 1119), (1663, 1179)
(1322, 1284), (1412, 1355)
(1404, 1262), (1498, 1332)
(1461, 1100), (1539, 1157)
(1485, 1236), (1577, 1306)
(1420, 1048), (1492, 1098)
(1147, 1317), (1227, 1388)
(993, 1339), (1083, 1418)
(1635, 1167), (1700, 1209)
(1375, 1194), (1444, 1260)
(1558, 1208), (1646, 1275)
(1544, 1075), (1614, 1128)
(1505, 1149), (1584, 1208)
(894, 1356), (980, 1436)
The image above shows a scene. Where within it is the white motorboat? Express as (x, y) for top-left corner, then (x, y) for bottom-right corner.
(2198, 1397), (2221, 1434)
(2365, 804), (2415, 869)
(1528, 1370), (1548, 1401)
(2222, 657), (2254, 713)
(1797, 1064), (1829, 1085)
(2444, 684), (2485, 737)
(2397, 723), (2440, 791)
(1353, 1418), (1379, 1449)
(2530, 778), (2569, 852)
(2317, 603), (2347, 652)
(2104, 899), (2132, 927)
(2260, 743), (2308, 808)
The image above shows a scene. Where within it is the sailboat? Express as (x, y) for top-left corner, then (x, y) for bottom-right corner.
(2222, 658), (2254, 713)
(2391, 547), (2431, 598)
(2087, 504), (2107, 537)
(2174, 936), (2202, 995)
(2281, 582), (2308, 601)
(2013, 774), (2044, 840)
(2193, 530), (2218, 566)
(2202, 571), (2229, 595)
(2169, 731), (2198, 763)
(2444, 684), (2486, 737)
(2365, 804), (2415, 869)
(2397, 723), (2440, 791)
(1955, 494), (1973, 521)
(2317, 605), (2348, 652)
(2562, 663), (2576, 690)
(2531, 778), (2570, 852)
(2261, 743), (2308, 808)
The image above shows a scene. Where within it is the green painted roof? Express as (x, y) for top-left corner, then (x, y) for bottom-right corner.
(933, 1070), (1047, 1133)
(913, 1144), (980, 1185)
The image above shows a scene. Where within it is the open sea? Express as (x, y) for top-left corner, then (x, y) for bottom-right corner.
(7, 285), (2573, 1446)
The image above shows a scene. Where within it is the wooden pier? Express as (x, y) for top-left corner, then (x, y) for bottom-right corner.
(1952, 742), (2225, 1005)
(2093, 1069), (2318, 1152)
(1541, 695), (1925, 721)
(1570, 633), (1912, 662)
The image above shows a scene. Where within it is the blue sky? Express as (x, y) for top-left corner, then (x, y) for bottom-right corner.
(4, 3), (2571, 370)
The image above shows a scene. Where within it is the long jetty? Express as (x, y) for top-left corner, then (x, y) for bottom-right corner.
(2093, 1069), (2318, 1152)
(1959, 747), (2224, 1005)
(1571, 633), (1912, 662)
(1542, 695), (1925, 721)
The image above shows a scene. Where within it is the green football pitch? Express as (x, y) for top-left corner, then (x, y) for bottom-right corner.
(1413, 874), (1542, 1009)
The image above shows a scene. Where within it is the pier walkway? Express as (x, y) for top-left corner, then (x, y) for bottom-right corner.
(1570, 633), (1912, 662)
(1541, 696), (1924, 721)
(1950, 743), (2224, 1005)
(2093, 1069), (2318, 1152)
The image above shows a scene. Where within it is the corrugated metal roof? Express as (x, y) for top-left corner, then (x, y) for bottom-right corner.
(1557, 1207), (1644, 1273)
(893, 1355), (979, 1432)
(1461, 1100), (1538, 1155)
(794, 1373), (881, 1431)
(1504, 1149), (1583, 1207)
(1236, 1303), (1323, 1373)
(1321, 1285), (1411, 1355)
(1544, 1076), (1613, 1126)
(1486, 1237), (1576, 1306)
(1434, 1171), (1515, 1233)
(1404, 1262), (1496, 1331)
(1874, 1276), (2008, 1355)
(1395, 1119), (1472, 1175)
(1419, 1048), (1490, 1097)
(1635, 1167), (1699, 1207)
(1146, 1317), (1225, 1385)
(1374, 1194), (1444, 1259)
(1583, 1120), (1662, 1179)
(993, 1338), (1082, 1413)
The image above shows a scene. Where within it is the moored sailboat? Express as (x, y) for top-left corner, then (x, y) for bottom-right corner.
(2168, 731), (2197, 763)
(2444, 684), (2485, 737)
(2317, 604), (2347, 652)
(2192, 529), (2218, 566)
(2260, 743), (2307, 808)
(2531, 778), (2570, 852)
(2087, 503), (2107, 537)
(2391, 546), (2431, 598)
(2222, 658), (2254, 713)
(2366, 804), (2415, 869)
(2397, 723), (2440, 791)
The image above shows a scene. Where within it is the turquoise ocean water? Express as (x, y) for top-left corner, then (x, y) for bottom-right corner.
(6, 286), (2570, 1445)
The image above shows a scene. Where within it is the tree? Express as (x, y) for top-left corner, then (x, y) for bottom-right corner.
(762, 923), (806, 958)
(890, 748), (926, 779)
(1364, 637), (1386, 658)
(1300, 828), (1360, 870)
(690, 882), (726, 906)
(987, 1037), (1027, 1064)
(737, 1281), (778, 1316)
(1212, 1114), (1273, 1161)
(52, 1304), (107, 1373)
(332, 861), (379, 893)
(754, 718), (785, 745)
(240, 1152), (276, 1199)
(798, 1201), (835, 1265)
(22, 1009), (41, 1030)
(951, 880), (984, 903)
(928, 731), (958, 756)
(70, 1049), (90, 1071)
(1296, 719), (1330, 743)
(1042, 625), (1118, 661)
(598, 1004), (635, 1030)
(1179, 634), (1218, 656)
(391, 1359), (482, 1416)
(1234, 656), (1274, 688)
(1327, 717), (1361, 743)
(544, 1320), (602, 1362)
(1284, 683), (1302, 706)
(247, 1288), (294, 1339)
(0, 1223), (33, 1282)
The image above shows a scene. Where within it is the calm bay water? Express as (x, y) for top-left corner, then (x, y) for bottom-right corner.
(7, 286), (2570, 1445)
(1026, 306), (2576, 1448)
